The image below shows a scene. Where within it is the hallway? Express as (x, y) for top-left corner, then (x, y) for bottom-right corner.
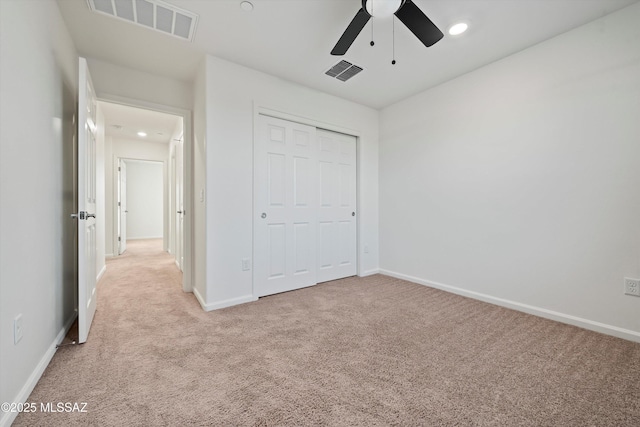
(14, 239), (195, 426)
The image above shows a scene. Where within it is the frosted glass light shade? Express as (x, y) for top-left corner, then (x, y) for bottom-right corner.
(365, 0), (402, 18)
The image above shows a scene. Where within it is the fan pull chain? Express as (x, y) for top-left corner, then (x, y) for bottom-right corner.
(370, 17), (375, 46)
(392, 16), (396, 65)
(370, 0), (375, 46)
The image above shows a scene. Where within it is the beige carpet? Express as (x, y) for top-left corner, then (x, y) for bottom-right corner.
(15, 239), (640, 426)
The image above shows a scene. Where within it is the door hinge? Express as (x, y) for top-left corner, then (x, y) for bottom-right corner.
(118, 167), (121, 171)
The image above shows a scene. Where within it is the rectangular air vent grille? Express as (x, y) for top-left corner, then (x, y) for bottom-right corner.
(87, 0), (198, 42)
(325, 61), (363, 82)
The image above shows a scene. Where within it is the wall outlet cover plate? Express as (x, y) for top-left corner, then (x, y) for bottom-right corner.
(624, 277), (640, 297)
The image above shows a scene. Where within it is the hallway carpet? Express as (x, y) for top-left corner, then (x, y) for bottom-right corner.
(15, 239), (640, 426)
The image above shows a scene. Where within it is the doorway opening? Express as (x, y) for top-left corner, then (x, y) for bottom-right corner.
(99, 100), (187, 283)
(117, 159), (164, 254)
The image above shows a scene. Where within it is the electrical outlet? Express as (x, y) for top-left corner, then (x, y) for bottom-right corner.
(14, 314), (23, 344)
(624, 277), (640, 297)
(241, 258), (251, 271)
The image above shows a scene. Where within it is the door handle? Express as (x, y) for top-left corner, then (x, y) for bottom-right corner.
(261, 213), (267, 219)
(70, 211), (96, 220)
(177, 210), (183, 214)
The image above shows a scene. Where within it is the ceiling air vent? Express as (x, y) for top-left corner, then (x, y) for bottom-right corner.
(325, 60), (363, 82)
(87, 0), (199, 42)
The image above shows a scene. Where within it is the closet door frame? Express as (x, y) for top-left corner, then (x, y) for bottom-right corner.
(252, 104), (363, 298)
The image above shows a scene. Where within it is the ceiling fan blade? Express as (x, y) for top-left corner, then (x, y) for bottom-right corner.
(331, 8), (371, 55)
(394, 0), (444, 48)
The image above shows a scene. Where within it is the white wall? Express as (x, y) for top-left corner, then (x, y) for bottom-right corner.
(105, 137), (168, 255)
(199, 55), (379, 310)
(87, 58), (193, 111)
(379, 3), (640, 341)
(192, 60), (208, 303)
(0, 1), (78, 425)
(125, 161), (164, 239)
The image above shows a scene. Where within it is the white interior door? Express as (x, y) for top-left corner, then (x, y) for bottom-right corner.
(316, 129), (357, 283)
(254, 115), (318, 297)
(176, 144), (184, 271)
(77, 57), (97, 344)
(170, 155), (175, 255)
(118, 159), (127, 254)
(178, 184), (184, 270)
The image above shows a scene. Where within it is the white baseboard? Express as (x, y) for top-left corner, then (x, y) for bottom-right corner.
(206, 295), (258, 311)
(380, 269), (640, 344)
(96, 265), (107, 282)
(192, 287), (206, 309)
(360, 269), (380, 277)
(0, 312), (77, 427)
(193, 288), (257, 312)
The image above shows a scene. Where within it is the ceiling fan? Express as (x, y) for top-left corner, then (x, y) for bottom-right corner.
(331, 0), (444, 56)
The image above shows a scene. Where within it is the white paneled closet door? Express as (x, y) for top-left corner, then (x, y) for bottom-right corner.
(254, 115), (318, 297)
(316, 129), (357, 283)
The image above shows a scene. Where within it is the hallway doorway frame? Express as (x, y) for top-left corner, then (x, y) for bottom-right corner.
(100, 93), (194, 293)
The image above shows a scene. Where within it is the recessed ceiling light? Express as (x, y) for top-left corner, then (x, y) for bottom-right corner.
(240, 1), (253, 12)
(137, 131), (147, 137)
(448, 22), (468, 36)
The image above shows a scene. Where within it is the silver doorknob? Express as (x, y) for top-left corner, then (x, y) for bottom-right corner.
(261, 213), (267, 219)
(352, 212), (355, 217)
(177, 210), (183, 214)
(70, 211), (96, 220)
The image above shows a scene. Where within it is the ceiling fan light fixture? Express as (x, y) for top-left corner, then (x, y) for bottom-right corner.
(448, 22), (468, 36)
(365, 0), (402, 19)
(331, 0), (443, 55)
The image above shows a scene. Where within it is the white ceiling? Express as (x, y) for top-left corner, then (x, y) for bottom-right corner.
(58, 0), (639, 109)
(100, 101), (182, 144)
